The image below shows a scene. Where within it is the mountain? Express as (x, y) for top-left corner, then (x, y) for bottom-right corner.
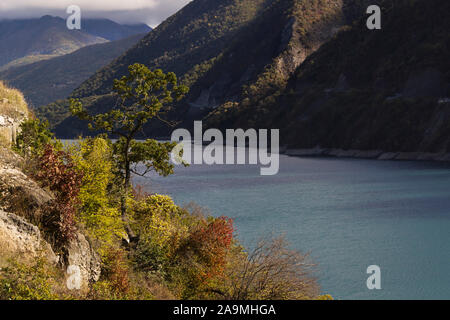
(206, 0), (450, 154)
(0, 16), (151, 70)
(41, 0), (357, 137)
(0, 16), (105, 69)
(70, 0), (275, 99)
(81, 19), (151, 41)
(0, 33), (146, 108)
(38, 0), (450, 156)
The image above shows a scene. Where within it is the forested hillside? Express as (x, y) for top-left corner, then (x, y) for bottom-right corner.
(40, 0), (359, 137)
(70, 0), (273, 99)
(206, 0), (450, 153)
(37, 0), (450, 155)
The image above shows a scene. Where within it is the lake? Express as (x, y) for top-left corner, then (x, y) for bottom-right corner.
(134, 150), (450, 300)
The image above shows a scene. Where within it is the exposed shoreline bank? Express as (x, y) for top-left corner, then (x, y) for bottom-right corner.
(283, 147), (450, 163)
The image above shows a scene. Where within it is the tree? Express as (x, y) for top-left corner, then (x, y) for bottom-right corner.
(207, 236), (320, 300)
(68, 137), (124, 254)
(15, 118), (61, 157)
(70, 63), (188, 242)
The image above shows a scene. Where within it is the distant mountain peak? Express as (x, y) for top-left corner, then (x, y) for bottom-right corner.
(0, 17), (152, 69)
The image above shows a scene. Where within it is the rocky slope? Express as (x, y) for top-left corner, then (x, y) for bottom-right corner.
(0, 146), (101, 291)
(0, 85), (100, 291)
(0, 209), (57, 267)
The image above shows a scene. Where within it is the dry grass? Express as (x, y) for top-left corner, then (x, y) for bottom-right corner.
(0, 81), (29, 119)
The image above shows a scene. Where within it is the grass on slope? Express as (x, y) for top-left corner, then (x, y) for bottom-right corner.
(0, 81), (29, 119)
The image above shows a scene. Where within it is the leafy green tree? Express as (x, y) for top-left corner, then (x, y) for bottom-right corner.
(70, 63), (188, 242)
(68, 137), (124, 254)
(14, 118), (61, 156)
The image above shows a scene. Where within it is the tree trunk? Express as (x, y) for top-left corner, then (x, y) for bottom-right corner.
(121, 139), (137, 243)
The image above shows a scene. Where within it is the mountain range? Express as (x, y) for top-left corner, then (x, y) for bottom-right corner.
(0, 33), (146, 107)
(42, 0), (357, 136)
(31, 0), (450, 153)
(0, 15), (151, 70)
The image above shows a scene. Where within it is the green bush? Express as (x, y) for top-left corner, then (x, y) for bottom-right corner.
(0, 258), (61, 300)
(68, 137), (124, 256)
(14, 118), (61, 157)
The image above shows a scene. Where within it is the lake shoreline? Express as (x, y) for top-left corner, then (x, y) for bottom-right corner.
(283, 147), (450, 163)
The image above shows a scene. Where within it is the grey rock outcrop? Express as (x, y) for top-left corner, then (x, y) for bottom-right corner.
(0, 148), (54, 222)
(0, 114), (24, 145)
(0, 210), (58, 266)
(0, 147), (101, 290)
(65, 232), (101, 289)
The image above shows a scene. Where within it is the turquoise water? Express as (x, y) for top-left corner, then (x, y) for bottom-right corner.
(134, 153), (450, 300)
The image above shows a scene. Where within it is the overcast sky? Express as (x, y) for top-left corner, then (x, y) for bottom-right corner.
(0, 0), (192, 27)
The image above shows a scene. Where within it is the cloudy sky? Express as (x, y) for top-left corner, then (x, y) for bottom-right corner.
(0, 0), (192, 27)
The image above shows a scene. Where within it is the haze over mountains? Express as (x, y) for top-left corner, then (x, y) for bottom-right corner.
(20, 0), (450, 154)
(0, 34), (147, 107)
(0, 15), (151, 107)
(0, 15), (151, 70)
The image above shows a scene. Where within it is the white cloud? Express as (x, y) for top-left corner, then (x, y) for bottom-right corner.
(0, 0), (192, 27)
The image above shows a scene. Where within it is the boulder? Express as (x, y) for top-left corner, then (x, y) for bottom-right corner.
(0, 147), (54, 222)
(0, 210), (58, 266)
(0, 166), (54, 223)
(65, 232), (101, 290)
(0, 115), (23, 146)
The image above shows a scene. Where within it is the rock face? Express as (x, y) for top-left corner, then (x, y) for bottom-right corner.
(0, 210), (58, 266)
(0, 81), (28, 146)
(0, 147), (54, 222)
(0, 114), (23, 145)
(0, 147), (101, 291)
(65, 232), (101, 290)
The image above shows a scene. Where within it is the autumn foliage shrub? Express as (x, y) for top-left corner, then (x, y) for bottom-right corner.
(100, 248), (130, 295)
(129, 194), (234, 298)
(33, 144), (83, 246)
(131, 194), (187, 273)
(90, 247), (159, 300)
(180, 217), (234, 279)
(168, 216), (234, 299)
